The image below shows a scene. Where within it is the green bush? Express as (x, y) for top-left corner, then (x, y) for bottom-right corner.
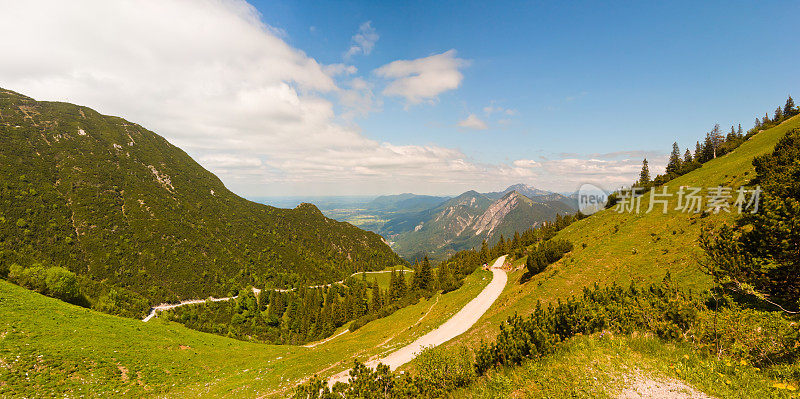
(44, 266), (81, 304)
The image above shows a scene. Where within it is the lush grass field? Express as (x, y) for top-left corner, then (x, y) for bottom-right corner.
(350, 266), (414, 291)
(445, 114), (800, 348)
(0, 266), (491, 397)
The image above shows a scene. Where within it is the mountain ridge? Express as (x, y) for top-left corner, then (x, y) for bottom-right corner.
(0, 88), (404, 315)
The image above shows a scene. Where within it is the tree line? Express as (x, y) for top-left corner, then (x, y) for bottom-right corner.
(630, 95), (797, 190)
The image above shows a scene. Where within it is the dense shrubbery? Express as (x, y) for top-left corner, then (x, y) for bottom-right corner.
(7, 263), (85, 305)
(296, 346), (475, 399)
(524, 239), (573, 275)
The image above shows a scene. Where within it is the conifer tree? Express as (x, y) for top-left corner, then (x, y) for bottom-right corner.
(775, 106), (784, 122)
(737, 124), (743, 138)
(388, 269), (399, 300)
(694, 141), (702, 161)
(415, 256), (433, 291)
(700, 133), (715, 162)
(638, 158), (651, 187)
(666, 142), (682, 175)
(727, 126), (736, 141)
(479, 239), (489, 265)
(370, 283), (383, 313)
(785, 95), (796, 116)
(763, 113), (770, 126)
(397, 269), (407, 297)
(755, 117), (761, 129)
(710, 124), (723, 157)
(683, 149), (693, 164)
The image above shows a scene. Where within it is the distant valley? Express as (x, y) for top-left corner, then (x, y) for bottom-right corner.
(259, 184), (578, 262)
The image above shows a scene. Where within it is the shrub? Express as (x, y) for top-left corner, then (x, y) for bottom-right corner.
(44, 266), (82, 304)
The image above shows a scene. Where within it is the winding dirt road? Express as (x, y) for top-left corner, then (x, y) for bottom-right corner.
(327, 255), (508, 386)
(141, 269), (412, 322)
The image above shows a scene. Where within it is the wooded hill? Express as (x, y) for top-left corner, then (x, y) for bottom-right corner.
(0, 88), (404, 317)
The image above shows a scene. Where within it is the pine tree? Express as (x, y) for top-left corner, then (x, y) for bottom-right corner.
(638, 158), (651, 187)
(683, 149), (693, 164)
(775, 106), (784, 122)
(755, 117), (761, 129)
(727, 126), (736, 141)
(415, 256), (433, 291)
(370, 283), (383, 313)
(700, 133), (715, 163)
(710, 124), (723, 157)
(665, 142), (682, 175)
(737, 124), (743, 138)
(389, 269), (399, 300)
(763, 113), (770, 126)
(479, 239), (489, 265)
(397, 269), (407, 297)
(694, 141), (702, 161)
(785, 95), (796, 116)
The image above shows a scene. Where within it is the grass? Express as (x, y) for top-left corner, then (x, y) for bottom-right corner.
(453, 333), (798, 399)
(0, 265), (492, 397)
(350, 266), (414, 291)
(446, 114), (800, 349)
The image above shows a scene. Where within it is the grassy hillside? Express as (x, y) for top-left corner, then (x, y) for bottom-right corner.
(0, 88), (403, 314)
(0, 265), (491, 397)
(453, 334), (791, 398)
(446, 112), (800, 348)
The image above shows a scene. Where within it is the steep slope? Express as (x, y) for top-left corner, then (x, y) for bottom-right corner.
(390, 190), (575, 261)
(0, 265), (492, 397)
(445, 112), (800, 348)
(0, 88), (403, 313)
(475, 191), (575, 239)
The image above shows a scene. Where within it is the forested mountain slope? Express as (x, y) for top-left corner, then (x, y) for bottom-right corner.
(0, 88), (403, 315)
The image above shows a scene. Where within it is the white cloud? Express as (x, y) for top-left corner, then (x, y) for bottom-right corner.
(375, 49), (469, 105)
(344, 21), (379, 59)
(323, 63), (357, 77)
(0, 0), (659, 197)
(457, 114), (488, 130)
(0, 0), (487, 196)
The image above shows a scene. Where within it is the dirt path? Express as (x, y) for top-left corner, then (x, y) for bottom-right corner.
(327, 255), (508, 386)
(141, 270), (411, 322)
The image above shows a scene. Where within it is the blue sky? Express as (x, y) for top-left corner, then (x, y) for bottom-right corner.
(251, 0), (799, 165)
(2, 1), (798, 196)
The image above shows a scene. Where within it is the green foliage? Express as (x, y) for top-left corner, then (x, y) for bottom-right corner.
(638, 158), (651, 187)
(474, 275), (704, 374)
(701, 128), (800, 311)
(524, 239), (573, 276)
(0, 88), (403, 317)
(7, 262), (86, 305)
(294, 347), (475, 399)
(44, 266), (82, 303)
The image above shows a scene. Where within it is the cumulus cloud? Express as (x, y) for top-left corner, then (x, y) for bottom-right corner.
(457, 114), (488, 130)
(0, 0), (485, 195)
(0, 0), (658, 196)
(375, 49), (469, 105)
(344, 21), (379, 59)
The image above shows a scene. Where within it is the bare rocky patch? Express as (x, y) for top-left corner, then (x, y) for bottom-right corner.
(617, 370), (714, 399)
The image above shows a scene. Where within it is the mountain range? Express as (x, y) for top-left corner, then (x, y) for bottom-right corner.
(379, 185), (577, 261)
